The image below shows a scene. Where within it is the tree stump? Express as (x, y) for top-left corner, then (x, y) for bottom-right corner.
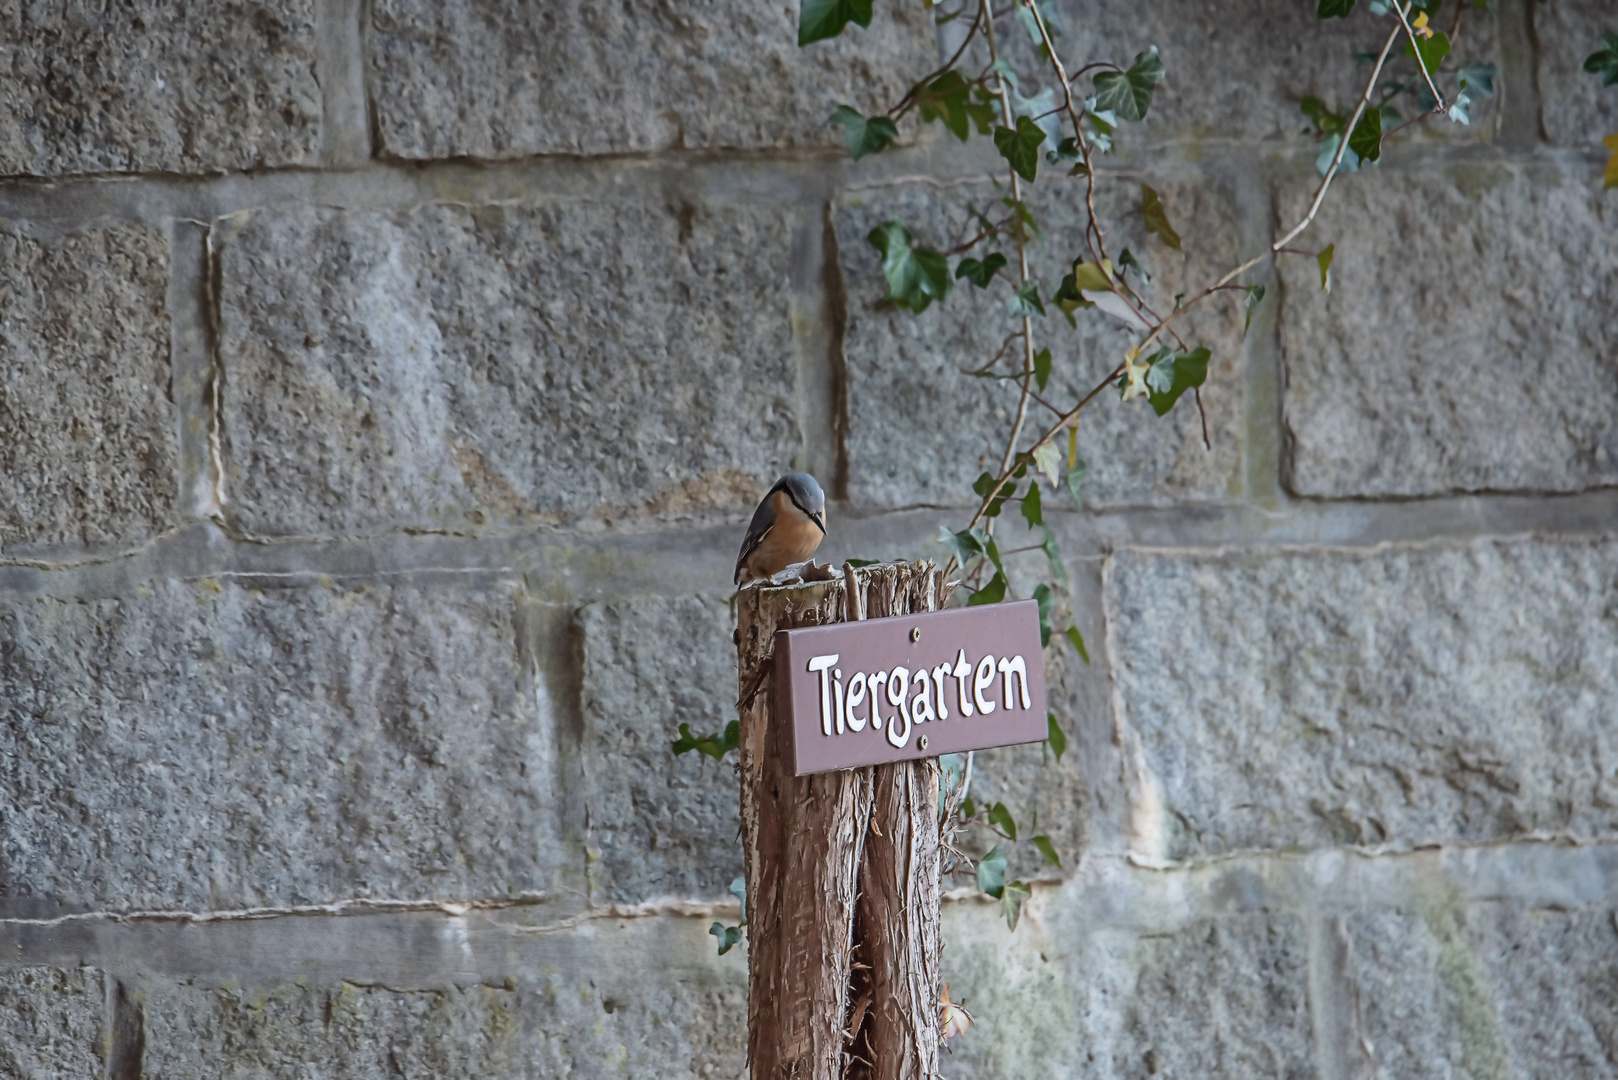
(736, 562), (948, 1079)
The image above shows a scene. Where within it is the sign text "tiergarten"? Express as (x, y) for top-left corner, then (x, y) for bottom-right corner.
(773, 601), (1048, 776)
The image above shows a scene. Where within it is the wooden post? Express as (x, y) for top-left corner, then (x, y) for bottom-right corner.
(736, 562), (947, 1079)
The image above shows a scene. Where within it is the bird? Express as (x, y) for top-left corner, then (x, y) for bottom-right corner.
(734, 472), (828, 587)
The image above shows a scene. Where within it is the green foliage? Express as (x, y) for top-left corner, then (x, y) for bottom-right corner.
(1140, 184), (1182, 251)
(867, 221), (952, 313)
(673, 720), (739, 761)
(828, 105), (898, 159)
(709, 877), (748, 954)
(1118, 247), (1151, 285)
(1092, 47), (1166, 123)
(1012, 279), (1047, 317)
(1316, 0), (1356, 18)
(1348, 107), (1383, 163)
(956, 252), (1008, 288)
(1317, 243), (1336, 291)
(1031, 835), (1062, 868)
(1033, 347), (1052, 391)
(1032, 583), (1054, 647)
(798, 0), (872, 46)
(1065, 625), (1090, 665)
(1588, 34), (1618, 86)
(994, 116), (1048, 182)
(973, 471), (1017, 518)
(987, 802), (1019, 841)
(1143, 347), (1210, 417)
(1020, 482), (1043, 529)
(710, 922), (743, 954)
(976, 844), (1007, 897)
(1000, 880), (1032, 930)
(1404, 31), (1451, 79)
(1243, 283), (1266, 337)
(968, 572), (1008, 605)
(1046, 711), (1067, 761)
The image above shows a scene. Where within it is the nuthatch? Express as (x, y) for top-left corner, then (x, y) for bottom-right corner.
(734, 472), (827, 586)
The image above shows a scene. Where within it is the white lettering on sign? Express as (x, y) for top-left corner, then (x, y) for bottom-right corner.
(952, 649), (973, 717)
(846, 672), (868, 732)
(808, 654), (839, 736)
(973, 655), (996, 715)
(997, 655), (1030, 710)
(806, 649), (1034, 744)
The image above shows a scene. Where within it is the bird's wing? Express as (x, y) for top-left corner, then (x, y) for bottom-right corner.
(734, 492), (782, 584)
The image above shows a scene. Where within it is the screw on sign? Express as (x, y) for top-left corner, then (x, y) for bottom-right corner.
(774, 600), (1048, 775)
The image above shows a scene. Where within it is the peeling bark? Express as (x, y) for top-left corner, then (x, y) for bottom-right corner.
(737, 563), (946, 1079)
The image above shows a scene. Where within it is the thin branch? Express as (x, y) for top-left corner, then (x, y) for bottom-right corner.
(981, 0), (1038, 493)
(891, 11), (984, 119)
(962, 15), (1407, 533)
(1390, 0), (1445, 109)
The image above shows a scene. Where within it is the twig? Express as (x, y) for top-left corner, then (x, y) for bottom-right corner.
(981, 0), (1039, 494)
(891, 11), (985, 119)
(1390, 0), (1445, 110)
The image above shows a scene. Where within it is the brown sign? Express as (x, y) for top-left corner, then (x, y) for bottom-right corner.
(773, 600), (1048, 776)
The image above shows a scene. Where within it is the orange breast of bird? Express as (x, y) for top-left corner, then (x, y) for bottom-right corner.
(741, 490), (825, 581)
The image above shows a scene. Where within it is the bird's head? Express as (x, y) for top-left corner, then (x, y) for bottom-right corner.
(778, 472), (827, 535)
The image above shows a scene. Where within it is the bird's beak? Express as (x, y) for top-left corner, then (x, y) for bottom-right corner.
(810, 511), (826, 535)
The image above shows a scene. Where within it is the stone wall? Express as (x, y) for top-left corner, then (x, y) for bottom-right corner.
(1, 1), (1614, 1076)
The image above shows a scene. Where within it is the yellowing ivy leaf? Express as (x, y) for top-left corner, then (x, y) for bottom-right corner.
(1604, 133), (1618, 190)
(1031, 440), (1061, 488)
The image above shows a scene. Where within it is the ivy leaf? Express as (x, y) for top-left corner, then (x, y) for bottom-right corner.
(973, 471), (1015, 518)
(1603, 133), (1618, 190)
(1011, 278), (1047, 317)
(916, 70), (973, 141)
(1065, 625), (1090, 665)
(1032, 583), (1053, 647)
(936, 524), (987, 567)
(1041, 524), (1066, 583)
(867, 221), (952, 313)
(828, 106), (898, 160)
(1071, 259), (1114, 292)
(969, 571), (1008, 606)
(1031, 440), (1061, 488)
(1046, 711), (1067, 761)
(988, 802), (1019, 842)
(1033, 347), (1052, 391)
(1001, 880), (1032, 930)
(1316, 0), (1356, 17)
(1020, 482), (1044, 529)
(1404, 31), (1451, 77)
(672, 721), (737, 760)
(798, 0), (872, 46)
(1065, 455), (1086, 508)
(672, 722), (699, 755)
(1092, 47), (1166, 123)
(709, 922), (743, 955)
(1243, 283), (1266, 337)
(1300, 96), (1345, 137)
(1140, 184), (1182, 251)
(993, 116), (1047, 182)
(1588, 34), (1618, 86)
(729, 876), (747, 914)
(1031, 835), (1063, 868)
(1315, 132), (1360, 177)
(1317, 243), (1336, 291)
(977, 844), (1008, 898)
(956, 252), (1008, 288)
(1458, 61), (1498, 97)
(1348, 108), (1382, 163)
(962, 796), (976, 820)
(1145, 347), (1210, 417)
(1118, 247), (1151, 285)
